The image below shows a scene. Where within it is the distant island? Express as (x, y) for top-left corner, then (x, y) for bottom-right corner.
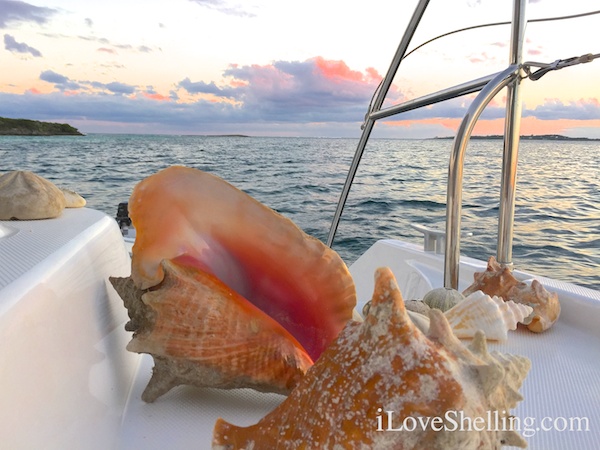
(433, 134), (599, 141)
(205, 134), (250, 137)
(0, 117), (83, 136)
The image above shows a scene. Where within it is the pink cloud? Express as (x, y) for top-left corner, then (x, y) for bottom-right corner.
(97, 47), (117, 54)
(142, 92), (170, 101)
(527, 48), (543, 56)
(313, 57), (365, 82)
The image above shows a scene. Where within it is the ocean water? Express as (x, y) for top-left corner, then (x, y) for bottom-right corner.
(1, 134), (598, 291)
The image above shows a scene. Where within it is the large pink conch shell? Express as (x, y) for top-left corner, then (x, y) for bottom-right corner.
(110, 259), (313, 402)
(212, 267), (530, 449)
(112, 166), (357, 401)
(128, 166), (356, 361)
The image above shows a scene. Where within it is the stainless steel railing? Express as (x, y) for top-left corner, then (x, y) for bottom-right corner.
(327, 0), (529, 289)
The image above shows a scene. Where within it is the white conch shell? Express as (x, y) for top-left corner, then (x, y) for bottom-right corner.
(444, 290), (533, 341)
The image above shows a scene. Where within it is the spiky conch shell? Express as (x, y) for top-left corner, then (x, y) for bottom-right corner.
(212, 267), (531, 449)
(463, 256), (520, 299)
(462, 256), (560, 333)
(110, 260), (313, 402)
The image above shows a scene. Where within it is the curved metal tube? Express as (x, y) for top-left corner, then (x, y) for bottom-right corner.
(444, 65), (521, 289)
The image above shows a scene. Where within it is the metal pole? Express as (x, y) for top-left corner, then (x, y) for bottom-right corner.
(326, 0), (431, 247)
(444, 66), (520, 289)
(497, 0), (527, 268)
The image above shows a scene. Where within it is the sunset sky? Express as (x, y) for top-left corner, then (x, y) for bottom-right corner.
(1, 0), (599, 137)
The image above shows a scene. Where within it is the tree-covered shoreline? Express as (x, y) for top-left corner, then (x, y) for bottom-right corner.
(0, 117), (83, 136)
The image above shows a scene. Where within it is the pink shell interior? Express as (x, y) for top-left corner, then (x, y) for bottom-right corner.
(129, 166), (356, 360)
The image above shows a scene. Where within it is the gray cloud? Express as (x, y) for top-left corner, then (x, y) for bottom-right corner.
(0, 0), (57, 28)
(523, 99), (600, 120)
(40, 70), (138, 95)
(105, 81), (136, 95)
(40, 70), (81, 90)
(178, 78), (236, 97)
(3, 33), (41, 56)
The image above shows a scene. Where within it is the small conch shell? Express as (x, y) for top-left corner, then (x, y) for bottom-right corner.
(212, 267), (530, 449)
(462, 256), (520, 299)
(422, 287), (465, 311)
(444, 290), (533, 341)
(0, 170), (66, 220)
(506, 280), (560, 333)
(110, 259), (313, 402)
(461, 256), (560, 333)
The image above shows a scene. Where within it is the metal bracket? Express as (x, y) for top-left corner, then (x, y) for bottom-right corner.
(410, 223), (472, 254)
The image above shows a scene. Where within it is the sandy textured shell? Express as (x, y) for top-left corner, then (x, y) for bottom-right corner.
(61, 188), (86, 208)
(423, 287), (465, 311)
(404, 299), (432, 315)
(0, 170), (66, 220)
(462, 256), (520, 299)
(445, 291), (533, 341)
(110, 259), (313, 402)
(212, 267), (530, 449)
(507, 280), (560, 333)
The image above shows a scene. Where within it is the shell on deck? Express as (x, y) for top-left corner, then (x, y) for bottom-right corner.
(127, 166), (356, 361)
(463, 256), (520, 299)
(444, 291), (534, 341)
(61, 188), (86, 208)
(462, 256), (560, 333)
(212, 267), (531, 450)
(507, 280), (561, 333)
(110, 259), (313, 402)
(0, 170), (66, 220)
(112, 166), (357, 401)
(423, 287), (465, 312)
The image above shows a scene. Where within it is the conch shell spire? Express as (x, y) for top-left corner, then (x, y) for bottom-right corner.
(212, 267), (531, 449)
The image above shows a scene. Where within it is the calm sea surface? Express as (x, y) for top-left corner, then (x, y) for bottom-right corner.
(1, 134), (599, 291)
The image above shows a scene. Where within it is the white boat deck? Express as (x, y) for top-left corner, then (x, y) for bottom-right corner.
(1, 209), (599, 449)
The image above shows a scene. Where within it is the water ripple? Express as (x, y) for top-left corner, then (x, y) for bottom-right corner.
(1, 134), (598, 290)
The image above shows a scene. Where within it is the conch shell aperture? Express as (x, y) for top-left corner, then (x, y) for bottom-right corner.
(113, 166), (356, 401)
(213, 267), (531, 449)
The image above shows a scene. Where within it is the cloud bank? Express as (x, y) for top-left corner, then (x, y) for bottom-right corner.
(0, 56), (598, 137)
